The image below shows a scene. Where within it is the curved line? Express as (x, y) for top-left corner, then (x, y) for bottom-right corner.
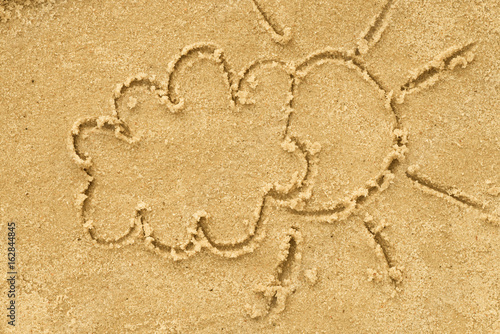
(281, 49), (406, 221)
(198, 196), (266, 249)
(112, 75), (164, 120)
(236, 57), (293, 96)
(70, 117), (142, 247)
(145, 196), (269, 259)
(294, 48), (354, 74)
(250, 0), (292, 45)
(70, 116), (272, 254)
(164, 44), (295, 110)
(69, 46), (310, 254)
(165, 43), (235, 107)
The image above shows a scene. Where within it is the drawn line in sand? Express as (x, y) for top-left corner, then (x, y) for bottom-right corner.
(250, 0), (292, 45)
(356, 0), (395, 55)
(398, 42), (476, 103)
(406, 166), (500, 226)
(143, 197), (270, 260)
(363, 214), (403, 285)
(69, 53), (308, 258)
(246, 227), (302, 319)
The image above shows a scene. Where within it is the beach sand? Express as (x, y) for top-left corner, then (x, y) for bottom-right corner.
(1, 0), (499, 332)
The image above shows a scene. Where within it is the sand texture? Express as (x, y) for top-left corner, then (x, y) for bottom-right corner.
(1, 0), (499, 332)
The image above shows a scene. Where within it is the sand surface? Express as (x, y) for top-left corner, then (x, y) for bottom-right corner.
(1, 0), (499, 332)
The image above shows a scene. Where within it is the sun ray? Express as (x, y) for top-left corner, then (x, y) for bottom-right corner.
(406, 165), (499, 226)
(251, 0), (292, 45)
(397, 41), (476, 103)
(361, 212), (403, 285)
(356, 0), (396, 55)
(247, 227), (303, 319)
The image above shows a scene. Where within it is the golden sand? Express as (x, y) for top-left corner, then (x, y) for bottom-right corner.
(1, 0), (499, 332)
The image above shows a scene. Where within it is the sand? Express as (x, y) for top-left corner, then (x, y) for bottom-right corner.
(0, 0), (499, 332)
